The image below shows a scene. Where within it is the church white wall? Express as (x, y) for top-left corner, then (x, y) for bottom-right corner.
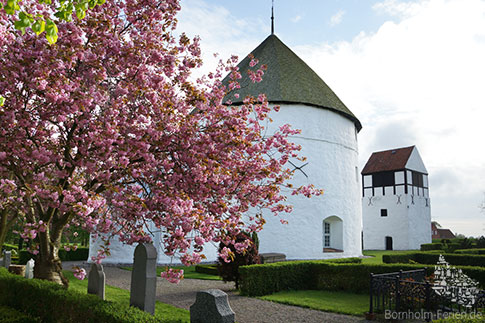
(405, 147), (428, 173)
(256, 104), (362, 260)
(363, 193), (431, 250)
(407, 195), (432, 249)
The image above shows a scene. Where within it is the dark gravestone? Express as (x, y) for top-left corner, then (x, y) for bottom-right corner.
(130, 243), (157, 315)
(87, 263), (105, 300)
(3, 251), (11, 269)
(190, 289), (235, 323)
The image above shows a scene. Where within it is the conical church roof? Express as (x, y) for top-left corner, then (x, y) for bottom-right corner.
(223, 34), (362, 131)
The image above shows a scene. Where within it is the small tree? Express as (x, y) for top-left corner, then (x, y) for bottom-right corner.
(217, 232), (260, 289)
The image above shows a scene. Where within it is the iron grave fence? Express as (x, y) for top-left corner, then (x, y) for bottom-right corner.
(369, 269), (485, 321)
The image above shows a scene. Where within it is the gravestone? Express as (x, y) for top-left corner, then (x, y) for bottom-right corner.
(87, 263), (105, 300)
(190, 289), (235, 323)
(129, 243), (157, 315)
(25, 259), (35, 279)
(3, 251), (11, 269)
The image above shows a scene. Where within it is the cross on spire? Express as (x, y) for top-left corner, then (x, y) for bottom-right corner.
(271, 0), (275, 34)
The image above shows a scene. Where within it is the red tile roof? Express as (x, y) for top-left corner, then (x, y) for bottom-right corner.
(361, 146), (415, 175)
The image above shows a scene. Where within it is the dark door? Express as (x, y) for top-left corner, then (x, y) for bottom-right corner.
(385, 236), (393, 250)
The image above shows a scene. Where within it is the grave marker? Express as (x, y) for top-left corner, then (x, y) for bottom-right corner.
(25, 259), (35, 279)
(87, 263), (105, 300)
(3, 251), (11, 269)
(190, 289), (235, 323)
(129, 243), (157, 315)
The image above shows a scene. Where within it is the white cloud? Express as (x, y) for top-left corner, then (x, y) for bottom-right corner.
(293, 0), (485, 235)
(291, 15), (302, 23)
(373, 0), (422, 17)
(329, 10), (345, 26)
(177, 0), (266, 78)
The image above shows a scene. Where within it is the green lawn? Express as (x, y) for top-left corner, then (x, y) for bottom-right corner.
(65, 271), (190, 322)
(260, 290), (368, 316)
(121, 265), (221, 281)
(362, 250), (418, 264)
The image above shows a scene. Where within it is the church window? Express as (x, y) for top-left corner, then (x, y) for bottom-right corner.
(412, 171), (424, 188)
(324, 222), (330, 247)
(381, 209), (388, 217)
(372, 171), (395, 187)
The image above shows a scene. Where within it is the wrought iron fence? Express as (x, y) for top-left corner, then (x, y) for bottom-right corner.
(369, 269), (485, 322)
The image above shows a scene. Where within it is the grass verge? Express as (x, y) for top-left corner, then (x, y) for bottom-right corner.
(121, 265), (222, 281)
(259, 290), (368, 316)
(65, 271), (190, 322)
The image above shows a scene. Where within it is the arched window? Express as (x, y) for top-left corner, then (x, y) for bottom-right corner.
(323, 216), (344, 252)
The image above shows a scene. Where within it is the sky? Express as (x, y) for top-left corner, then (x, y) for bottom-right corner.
(176, 0), (485, 237)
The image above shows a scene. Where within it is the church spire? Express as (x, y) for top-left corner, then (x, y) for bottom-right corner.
(271, 0), (274, 34)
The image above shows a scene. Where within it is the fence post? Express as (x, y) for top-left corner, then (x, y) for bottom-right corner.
(396, 270), (402, 312)
(425, 280), (431, 322)
(369, 273), (374, 314)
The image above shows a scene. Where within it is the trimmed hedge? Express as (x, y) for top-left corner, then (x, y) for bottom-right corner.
(0, 305), (40, 323)
(195, 264), (218, 276)
(421, 243), (443, 251)
(383, 252), (485, 267)
(455, 248), (485, 255)
(238, 260), (485, 297)
(18, 247), (89, 265)
(0, 267), (165, 323)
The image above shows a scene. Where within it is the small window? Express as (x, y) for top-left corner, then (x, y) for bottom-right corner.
(324, 222), (330, 247)
(381, 209), (388, 217)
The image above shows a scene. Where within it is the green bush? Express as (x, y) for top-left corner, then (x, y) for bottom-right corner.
(18, 247), (89, 265)
(239, 260), (485, 297)
(0, 267), (163, 323)
(455, 249), (485, 255)
(323, 257), (362, 264)
(194, 264), (218, 276)
(383, 252), (485, 267)
(421, 243), (443, 251)
(0, 305), (41, 323)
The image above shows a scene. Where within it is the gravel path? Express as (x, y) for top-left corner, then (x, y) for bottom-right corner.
(65, 262), (370, 323)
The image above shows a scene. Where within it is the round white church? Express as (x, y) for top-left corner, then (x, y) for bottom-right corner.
(89, 34), (363, 263)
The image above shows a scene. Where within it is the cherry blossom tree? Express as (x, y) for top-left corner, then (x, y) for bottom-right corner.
(0, 0), (321, 287)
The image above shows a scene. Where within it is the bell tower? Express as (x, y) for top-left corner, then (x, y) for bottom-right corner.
(362, 146), (431, 250)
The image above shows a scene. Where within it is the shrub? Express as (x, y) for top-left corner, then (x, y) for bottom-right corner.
(194, 264), (218, 276)
(476, 236), (485, 248)
(421, 243), (443, 251)
(383, 252), (485, 267)
(455, 249), (485, 255)
(238, 260), (485, 297)
(18, 247), (89, 265)
(217, 232), (260, 289)
(0, 305), (41, 323)
(459, 238), (473, 250)
(0, 267), (162, 323)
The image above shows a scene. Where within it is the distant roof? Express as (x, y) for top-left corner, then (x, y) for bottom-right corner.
(361, 146), (415, 175)
(222, 34), (362, 131)
(437, 229), (456, 239)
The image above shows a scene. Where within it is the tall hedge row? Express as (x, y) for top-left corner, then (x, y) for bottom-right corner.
(383, 252), (485, 267)
(18, 247), (89, 265)
(238, 261), (485, 297)
(0, 268), (169, 323)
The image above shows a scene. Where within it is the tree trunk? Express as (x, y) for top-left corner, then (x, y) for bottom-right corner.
(33, 243), (69, 288)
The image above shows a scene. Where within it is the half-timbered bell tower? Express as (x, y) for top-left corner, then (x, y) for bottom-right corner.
(361, 146), (431, 250)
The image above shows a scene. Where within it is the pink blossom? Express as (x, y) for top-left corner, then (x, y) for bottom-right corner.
(73, 267), (87, 280)
(160, 268), (184, 284)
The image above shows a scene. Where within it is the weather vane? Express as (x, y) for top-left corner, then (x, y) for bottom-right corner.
(271, 0), (275, 34)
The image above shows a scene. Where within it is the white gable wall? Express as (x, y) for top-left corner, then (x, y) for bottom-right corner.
(405, 147), (428, 173)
